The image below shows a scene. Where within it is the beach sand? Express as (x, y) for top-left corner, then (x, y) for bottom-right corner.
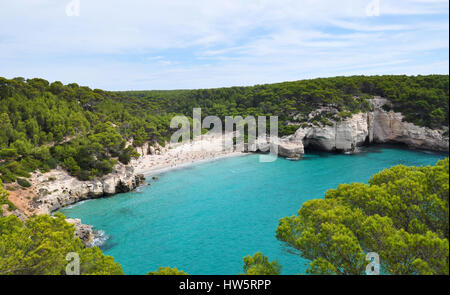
(130, 133), (247, 176)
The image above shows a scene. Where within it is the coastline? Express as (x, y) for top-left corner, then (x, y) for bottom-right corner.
(5, 120), (448, 220)
(57, 135), (248, 246)
(3, 133), (247, 217)
(139, 151), (248, 176)
(130, 132), (248, 176)
(18, 140), (446, 247)
(4, 115), (448, 223)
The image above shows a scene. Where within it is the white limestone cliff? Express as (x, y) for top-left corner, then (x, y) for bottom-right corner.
(30, 163), (145, 215)
(286, 98), (448, 155)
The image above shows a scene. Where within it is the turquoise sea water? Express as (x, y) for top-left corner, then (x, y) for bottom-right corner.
(60, 145), (447, 275)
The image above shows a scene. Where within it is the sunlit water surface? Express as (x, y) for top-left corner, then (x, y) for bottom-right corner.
(60, 145), (446, 274)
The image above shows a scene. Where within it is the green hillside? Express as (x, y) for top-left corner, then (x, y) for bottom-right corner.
(0, 75), (448, 183)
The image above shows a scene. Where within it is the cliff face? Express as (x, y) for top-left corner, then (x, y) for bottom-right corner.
(30, 163), (145, 214)
(369, 108), (448, 152)
(260, 98), (448, 158)
(292, 112), (370, 153)
(281, 98), (449, 156)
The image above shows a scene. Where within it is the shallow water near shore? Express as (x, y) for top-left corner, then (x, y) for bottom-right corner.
(60, 145), (447, 274)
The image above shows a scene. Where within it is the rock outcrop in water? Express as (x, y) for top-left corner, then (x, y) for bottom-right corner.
(254, 138), (305, 159)
(29, 163), (145, 214)
(276, 140), (305, 158)
(66, 218), (94, 246)
(275, 97), (449, 156)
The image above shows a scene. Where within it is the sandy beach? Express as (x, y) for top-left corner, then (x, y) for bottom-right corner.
(130, 133), (247, 176)
(1, 133), (247, 217)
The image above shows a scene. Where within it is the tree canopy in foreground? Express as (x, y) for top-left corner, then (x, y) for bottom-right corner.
(146, 252), (281, 275)
(147, 267), (188, 275)
(276, 158), (449, 275)
(240, 252), (281, 275)
(0, 182), (123, 275)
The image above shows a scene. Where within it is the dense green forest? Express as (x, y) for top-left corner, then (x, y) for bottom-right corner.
(276, 158), (449, 275)
(122, 74), (449, 133)
(0, 77), (175, 183)
(0, 75), (448, 184)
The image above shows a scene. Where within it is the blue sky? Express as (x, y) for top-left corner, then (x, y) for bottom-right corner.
(0, 0), (448, 90)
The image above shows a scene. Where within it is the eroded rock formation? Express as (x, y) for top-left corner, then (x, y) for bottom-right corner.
(281, 98), (449, 155)
(66, 218), (94, 246)
(30, 163), (145, 214)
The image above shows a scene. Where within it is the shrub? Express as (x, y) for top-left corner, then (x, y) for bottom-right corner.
(241, 252), (281, 275)
(337, 110), (353, 119)
(17, 178), (31, 188)
(78, 170), (92, 181)
(119, 151), (131, 164)
(46, 158), (58, 169)
(147, 267), (188, 275)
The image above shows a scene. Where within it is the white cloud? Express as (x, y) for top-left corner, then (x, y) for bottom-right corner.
(0, 0), (448, 89)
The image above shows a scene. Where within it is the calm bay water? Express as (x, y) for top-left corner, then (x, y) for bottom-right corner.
(60, 145), (446, 274)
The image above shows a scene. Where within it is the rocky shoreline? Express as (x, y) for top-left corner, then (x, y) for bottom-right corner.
(0, 163), (145, 245)
(66, 218), (95, 245)
(29, 163), (145, 215)
(3, 97), (448, 246)
(263, 97), (449, 158)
